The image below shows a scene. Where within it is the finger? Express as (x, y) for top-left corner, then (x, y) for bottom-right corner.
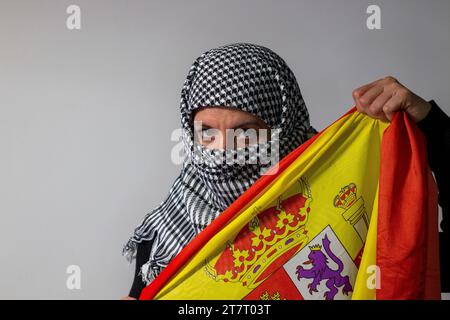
(352, 82), (378, 106)
(355, 85), (386, 120)
(383, 93), (405, 121)
(353, 85), (377, 115)
(370, 90), (394, 120)
(353, 76), (391, 96)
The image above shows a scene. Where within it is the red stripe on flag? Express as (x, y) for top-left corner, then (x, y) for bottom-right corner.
(377, 111), (440, 299)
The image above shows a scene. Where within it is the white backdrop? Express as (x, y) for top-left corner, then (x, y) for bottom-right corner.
(0, 0), (449, 299)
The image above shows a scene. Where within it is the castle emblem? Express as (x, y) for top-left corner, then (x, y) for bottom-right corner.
(259, 290), (286, 300)
(333, 183), (369, 242)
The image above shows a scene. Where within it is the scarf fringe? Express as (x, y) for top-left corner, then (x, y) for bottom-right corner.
(122, 238), (138, 263)
(140, 260), (165, 285)
(123, 236), (167, 285)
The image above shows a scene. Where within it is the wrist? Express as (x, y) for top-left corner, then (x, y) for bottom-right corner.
(408, 101), (432, 123)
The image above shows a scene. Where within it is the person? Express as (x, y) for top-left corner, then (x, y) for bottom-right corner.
(121, 43), (450, 299)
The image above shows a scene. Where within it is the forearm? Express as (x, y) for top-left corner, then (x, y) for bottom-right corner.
(128, 240), (152, 299)
(417, 99), (450, 292)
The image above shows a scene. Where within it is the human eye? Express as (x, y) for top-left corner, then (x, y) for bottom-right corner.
(196, 126), (220, 146)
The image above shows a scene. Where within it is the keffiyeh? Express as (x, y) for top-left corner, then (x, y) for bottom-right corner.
(123, 43), (315, 284)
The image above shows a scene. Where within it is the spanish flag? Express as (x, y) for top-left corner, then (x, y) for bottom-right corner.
(140, 108), (440, 300)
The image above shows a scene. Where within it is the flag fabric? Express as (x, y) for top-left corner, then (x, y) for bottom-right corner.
(139, 108), (440, 300)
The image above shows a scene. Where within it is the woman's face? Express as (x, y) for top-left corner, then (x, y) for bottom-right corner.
(193, 107), (270, 149)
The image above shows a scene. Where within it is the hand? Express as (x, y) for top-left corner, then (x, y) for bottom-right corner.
(352, 76), (432, 123)
(120, 296), (137, 300)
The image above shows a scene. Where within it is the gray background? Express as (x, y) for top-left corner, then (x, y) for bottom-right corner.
(0, 0), (449, 299)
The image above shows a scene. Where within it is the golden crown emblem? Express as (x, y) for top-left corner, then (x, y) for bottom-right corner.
(204, 178), (312, 289)
(308, 243), (322, 251)
(333, 183), (357, 210)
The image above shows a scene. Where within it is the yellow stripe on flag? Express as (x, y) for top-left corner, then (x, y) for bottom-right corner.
(154, 111), (389, 300)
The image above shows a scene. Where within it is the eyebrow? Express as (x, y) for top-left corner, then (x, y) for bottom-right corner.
(197, 124), (213, 130)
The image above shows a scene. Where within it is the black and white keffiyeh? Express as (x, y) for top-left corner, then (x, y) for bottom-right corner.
(123, 43), (316, 284)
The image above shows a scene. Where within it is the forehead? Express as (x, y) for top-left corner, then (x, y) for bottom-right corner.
(193, 106), (267, 127)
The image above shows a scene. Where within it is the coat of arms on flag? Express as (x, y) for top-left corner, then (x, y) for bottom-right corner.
(139, 108), (441, 300)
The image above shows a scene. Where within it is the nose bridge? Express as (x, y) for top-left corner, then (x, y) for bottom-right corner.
(207, 127), (227, 150)
(212, 127), (235, 150)
(217, 118), (232, 149)
(221, 127), (236, 150)
(217, 128), (227, 149)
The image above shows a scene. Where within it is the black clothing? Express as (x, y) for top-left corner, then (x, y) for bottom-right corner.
(417, 100), (450, 292)
(128, 240), (152, 299)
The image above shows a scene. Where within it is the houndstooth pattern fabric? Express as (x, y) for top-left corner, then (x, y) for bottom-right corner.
(123, 43), (316, 285)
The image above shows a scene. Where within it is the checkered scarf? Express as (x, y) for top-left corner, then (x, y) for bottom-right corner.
(123, 43), (315, 284)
